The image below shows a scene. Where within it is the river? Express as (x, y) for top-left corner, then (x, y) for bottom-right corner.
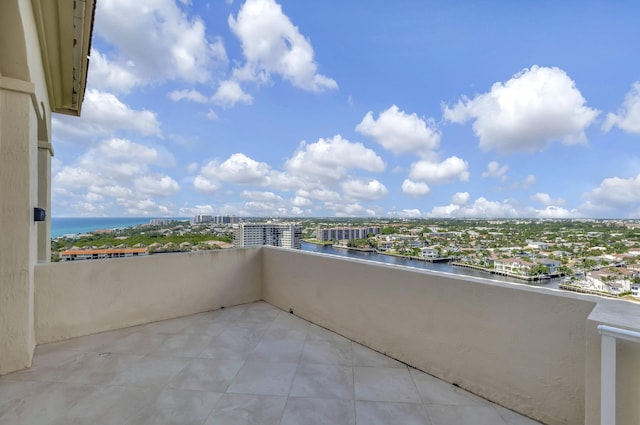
(301, 242), (560, 289)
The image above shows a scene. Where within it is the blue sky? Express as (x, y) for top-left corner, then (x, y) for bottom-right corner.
(52, 0), (640, 218)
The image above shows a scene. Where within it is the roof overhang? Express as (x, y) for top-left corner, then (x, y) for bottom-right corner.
(31, 0), (95, 116)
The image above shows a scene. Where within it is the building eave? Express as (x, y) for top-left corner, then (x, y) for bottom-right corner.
(31, 0), (95, 117)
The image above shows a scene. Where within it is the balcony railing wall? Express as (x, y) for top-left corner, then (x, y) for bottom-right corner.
(34, 248), (262, 344)
(22, 246), (640, 425)
(262, 246), (640, 425)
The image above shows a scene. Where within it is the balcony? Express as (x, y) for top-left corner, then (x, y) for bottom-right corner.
(1, 247), (640, 424)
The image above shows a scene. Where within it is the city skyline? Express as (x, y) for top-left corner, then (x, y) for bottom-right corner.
(52, 0), (640, 219)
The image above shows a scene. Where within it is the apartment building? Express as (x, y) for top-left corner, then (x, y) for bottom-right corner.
(315, 226), (381, 242)
(234, 223), (302, 249)
(60, 248), (148, 261)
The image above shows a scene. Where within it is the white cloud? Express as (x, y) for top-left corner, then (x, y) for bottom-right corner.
(408, 156), (470, 184)
(427, 197), (521, 218)
(296, 189), (341, 202)
(168, 89), (209, 103)
(536, 206), (575, 219)
(285, 135), (385, 183)
(119, 198), (173, 216)
(451, 191), (470, 206)
(444, 66), (599, 153)
(89, 49), (139, 93)
(218, 153), (271, 184)
(52, 138), (180, 215)
(581, 174), (640, 215)
(193, 176), (220, 193)
(342, 179), (388, 201)
(95, 0), (227, 85)
(325, 202), (377, 217)
(178, 204), (215, 216)
(388, 208), (423, 218)
(482, 161), (508, 178)
(228, 0), (337, 92)
(211, 80), (253, 107)
(53, 90), (161, 143)
(291, 196), (312, 207)
(530, 192), (565, 207)
(135, 175), (180, 197)
(355, 105), (440, 157)
(603, 82), (640, 133)
(241, 191), (283, 202)
(401, 179), (431, 197)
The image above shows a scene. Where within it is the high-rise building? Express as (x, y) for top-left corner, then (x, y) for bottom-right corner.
(192, 215), (240, 224)
(234, 223), (302, 249)
(315, 226), (381, 242)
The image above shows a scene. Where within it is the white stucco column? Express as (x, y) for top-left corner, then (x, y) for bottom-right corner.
(0, 75), (39, 375)
(37, 143), (51, 263)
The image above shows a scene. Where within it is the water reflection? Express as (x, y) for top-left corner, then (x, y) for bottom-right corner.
(301, 242), (560, 289)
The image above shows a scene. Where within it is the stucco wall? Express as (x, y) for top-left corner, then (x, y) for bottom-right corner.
(34, 249), (262, 344)
(262, 247), (598, 425)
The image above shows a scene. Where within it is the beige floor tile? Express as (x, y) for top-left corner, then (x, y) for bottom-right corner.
(290, 363), (354, 399)
(356, 400), (432, 425)
(168, 358), (243, 392)
(301, 340), (352, 366)
(281, 397), (355, 425)
(106, 355), (190, 387)
(354, 366), (422, 403)
(100, 331), (168, 355)
(426, 404), (508, 425)
(2, 382), (100, 425)
(248, 337), (305, 363)
(131, 388), (221, 425)
(153, 334), (212, 357)
(227, 361), (298, 396)
(205, 393), (287, 425)
(48, 385), (159, 425)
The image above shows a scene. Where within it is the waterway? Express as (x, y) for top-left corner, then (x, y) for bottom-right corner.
(301, 242), (560, 289)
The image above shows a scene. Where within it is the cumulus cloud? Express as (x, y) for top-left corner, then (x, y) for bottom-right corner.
(522, 174), (536, 190)
(530, 192), (565, 207)
(211, 80), (254, 107)
(241, 191), (283, 202)
(355, 105), (440, 157)
(193, 175), (220, 194)
(581, 174), (640, 216)
(482, 161), (508, 178)
(285, 135), (385, 183)
(401, 179), (431, 197)
(228, 0), (337, 92)
(342, 179), (388, 201)
(388, 208), (423, 218)
(444, 65), (599, 153)
(536, 206), (575, 219)
(95, 0), (227, 85)
(89, 49), (139, 93)
(451, 191), (470, 206)
(325, 202), (377, 217)
(427, 197), (521, 218)
(135, 175), (180, 197)
(296, 188), (341, 202)
(53, 138), (179, 215)
(408, 156), (470, 184)
(53, 90), (161, 143)
(603, 82), (640, 133)
(168, 89), (209, 103)
(218, 153), (271, 184)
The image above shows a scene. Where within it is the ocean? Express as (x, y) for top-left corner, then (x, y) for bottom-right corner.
(51, 217), (187, 238)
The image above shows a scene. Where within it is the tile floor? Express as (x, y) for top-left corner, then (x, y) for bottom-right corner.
(0, 302), (542, 425)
